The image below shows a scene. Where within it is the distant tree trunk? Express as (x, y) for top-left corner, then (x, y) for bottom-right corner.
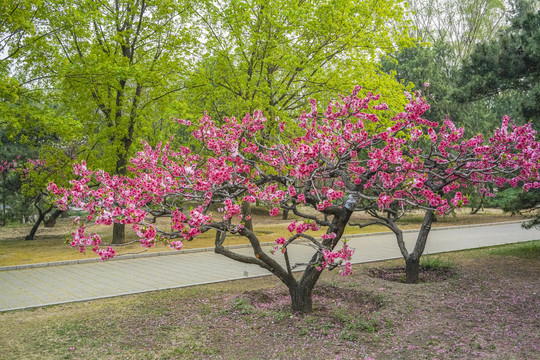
(112, 151), (131, 244)
(44, 209), (64, 228)
(26, 215), (44, 240)
(470, 193), (485, 214)
(25, 200), (52, 240)
(241, 202), (253, 231)
(1, 192), (5, 226)
(112, 222), (126, 245)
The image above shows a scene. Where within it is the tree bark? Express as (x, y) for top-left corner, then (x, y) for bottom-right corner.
(294, 194), (358, 311)
(405, 256), (420, 284)
(112, 153), (129, 244)
(25, 200), (52, 240)
(2, 188), (6, 226)
(289, 283), (313, 313)
(25, 212), (45, 240)
(241, 202), (253, 231)
(282, 208), (289, 220)
(112, 222), (126, 244)
(25, 218), (42, 240)
(44, 209), (64, 228)
(404, 210), (435, 283)
(470, 193), (485, 214)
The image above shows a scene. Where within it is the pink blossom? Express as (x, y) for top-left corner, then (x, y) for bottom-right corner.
(48, 86), (540, 287)
(322, 232), (337, 240)
(287, 222), (297, 233)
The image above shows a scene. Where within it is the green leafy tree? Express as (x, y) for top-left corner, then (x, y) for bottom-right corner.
(10, 0), (197, 243)
(383, 0), (510, 135)
(457, 4), (540, 128)
(458, 1), (540, 225)
(185, 0), (415, 123)
(407, 0), (507, 63)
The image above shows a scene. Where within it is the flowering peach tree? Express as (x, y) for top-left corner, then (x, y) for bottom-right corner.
(49, 86), (540, 312)
(346, 90), (540, 282)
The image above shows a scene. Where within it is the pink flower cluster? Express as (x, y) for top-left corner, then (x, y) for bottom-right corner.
(287, 221), (319, 234)
(48, 86), (540, 270)
(319, 240), (355, 276)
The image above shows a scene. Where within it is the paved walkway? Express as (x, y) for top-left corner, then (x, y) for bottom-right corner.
(0, 221), (538, 312)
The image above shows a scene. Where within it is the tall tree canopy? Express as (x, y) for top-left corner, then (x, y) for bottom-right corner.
(13, 0), (196, 175)
(382, 0), (514, 137)
(457, 4), (540, 128)
(407, 0), (507, 63)
(185, 0), (415, 122)
(5, 0), (196, 241)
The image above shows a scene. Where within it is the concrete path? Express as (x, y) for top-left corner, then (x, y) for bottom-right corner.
(0, 221), (538, 312)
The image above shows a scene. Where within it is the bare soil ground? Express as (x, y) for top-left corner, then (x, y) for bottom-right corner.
(0, 208), (522, 266)
(0, 241), (538, 359)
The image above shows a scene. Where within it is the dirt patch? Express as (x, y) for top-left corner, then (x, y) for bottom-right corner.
(368, 265), (456, 283)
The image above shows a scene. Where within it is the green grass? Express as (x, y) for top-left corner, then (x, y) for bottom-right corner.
(420, 255), (455, 270)
(486, 239), (540, 258)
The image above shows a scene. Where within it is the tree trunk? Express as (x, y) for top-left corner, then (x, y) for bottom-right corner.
(112, 222), (126, 244)
(113, 152), (129, 244)
(289, 283), (313, 313)
(404, 210), (435, 284)
(282, 208), (289, 220)
(25, 212), (46, 240)
(241, 202), (253, 231)
(2, 190), (5, 226)
(44, 209), (64, 228)
(470, 193), (485, 214)
(294, 195), (358, 312)
(26, 200), (52, 240)
(405, 256), (420, 284)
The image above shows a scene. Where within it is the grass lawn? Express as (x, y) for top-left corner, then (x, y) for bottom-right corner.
(0, 208), (521, 267)
(0, 240), (538, 359)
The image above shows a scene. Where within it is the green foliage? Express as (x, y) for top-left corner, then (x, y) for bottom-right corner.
(382, 41), (454, 118)
(457, 5), (540, 129)
(486, 187), (540, 229)
(10, 0), (196, 174)
(384, 0), (513, 137)
(185, 0), (415, 125)
(382, 38), (513, 136)
(407, 0), (507, 62)
(0, 131), (38, 224)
